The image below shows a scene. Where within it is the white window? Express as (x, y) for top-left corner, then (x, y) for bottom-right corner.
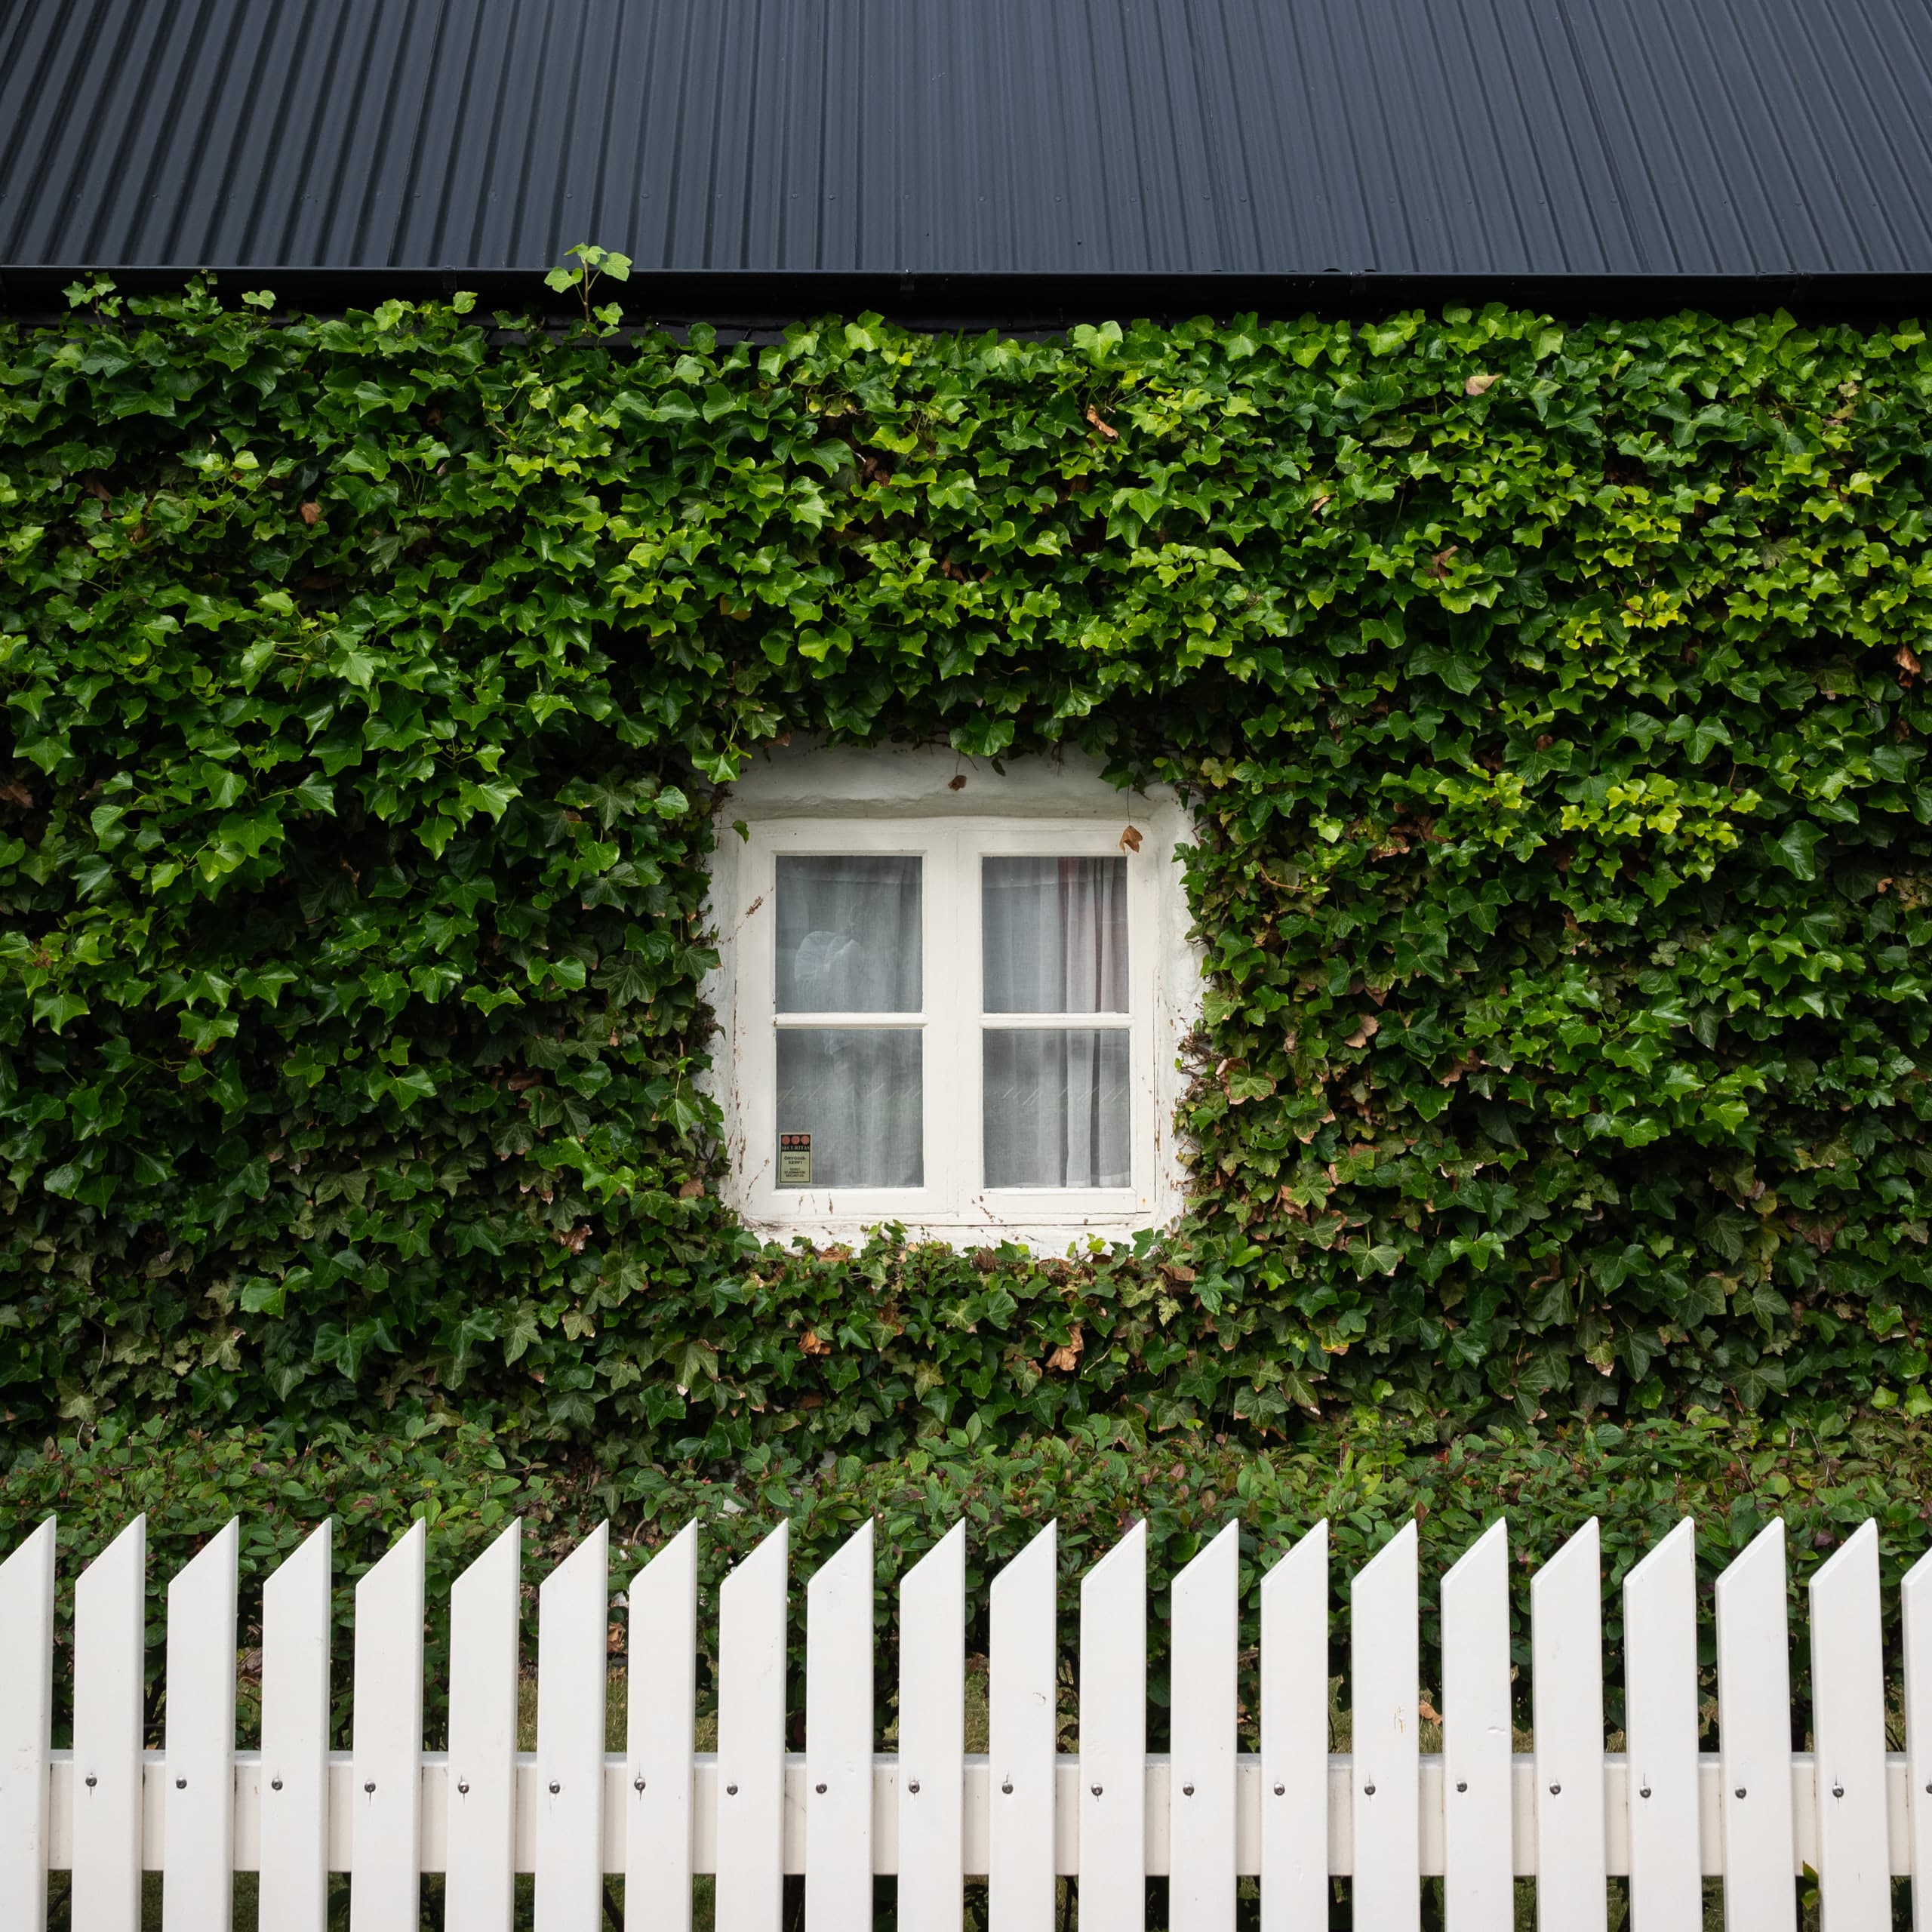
(706, 743), (1200, 1247)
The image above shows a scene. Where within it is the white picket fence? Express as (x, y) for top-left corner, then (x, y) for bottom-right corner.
(0, 1511), (1927, 1930)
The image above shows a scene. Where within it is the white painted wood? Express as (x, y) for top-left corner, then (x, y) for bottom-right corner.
(72, 1514), (146, 1932)
(259, 1520), (332, 1932)
(1622, 1518), (1700, 1931)
(899, 1521), (966, 1932)
(1532, 1519), (1605, 1932)
(988, 1519), (1057, 1932)
(1715, 1519), (1795, 1932)
(446, 1520), (521, 1932)
(1080, 1520), (1147, 1932)
(716, 1521), (789, 1932)
(349, 1518), (426, 1932)
(1170, 1521), (1238, 1932)
(627, 1520), (699, 1932)
(162, 1519), (239, 1932)
(1441, 1518), (1511, 1930)
(1352, 1520), (1420, 1932)
(0, 1516), (56, 1929)
(1809, 1521), (1888, 1930)
(805, 1521), (875, 1932)
(1259, 1520), (1327, 1932)
(536, 1522), (610, 1931)
(1903, 1541), (1932, 1932)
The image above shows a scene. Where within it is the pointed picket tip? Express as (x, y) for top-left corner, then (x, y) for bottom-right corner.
(1083, 1516), (1147, 1589)
(543, 1519), (610, 1592)
(1354, 1514), (1417, 1585)
(1442, 1515), (1506, 1587)
(809, 1517), (875, 1589)
(1262, 1517), (1327, 1586)
(82, 1511), (147, 1577)
(1623, 1515), (1694, 1590)
(1715, 1515), (1785, 1597)
(458, 1516), (522, 1577)
(1533, 1515), (1600, 1594)
(0, 1515), (55, 1571)
(635, 1518), (700, 1574)
(1177, 1518), (1241, 1568)
(727, 1517), (791, 1586)
(1905, 1539), (1932, 1595)
(359, 1513), (426, 1595)
(993, 1518), (1057, 1590)
(906, 1517), (967, 1577)
(1810, 1515), (1878, 1591)
(169, 1516), (239, 1589)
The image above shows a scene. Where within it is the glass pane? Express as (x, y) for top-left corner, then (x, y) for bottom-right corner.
(777, 1029), (923, 1186)
(982, 857), (1128, 1013)
(983, 1029), (1130, 1188)
(775, 855), (921, 1013)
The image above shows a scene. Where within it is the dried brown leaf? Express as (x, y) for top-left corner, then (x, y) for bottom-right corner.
(1084, 405), (1118, 441)
(1463, 372), (1500, 397)
(1119, 824), (1143, 854)
(298, 500), (321, 526)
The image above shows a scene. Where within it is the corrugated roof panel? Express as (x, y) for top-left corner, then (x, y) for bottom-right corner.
(2, 0), (1929, 296)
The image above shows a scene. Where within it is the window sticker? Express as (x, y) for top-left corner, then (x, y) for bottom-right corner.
(778, 1131), (813, 1186)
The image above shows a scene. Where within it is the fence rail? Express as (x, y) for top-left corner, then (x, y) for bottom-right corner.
(2, 1509), (1928, 1930)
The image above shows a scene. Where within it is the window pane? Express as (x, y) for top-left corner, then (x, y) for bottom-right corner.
(983, 1029), (1130, 1188)
(982, 857), (1127, 1013)
(777, 1029), (923, 1186)
(774, 854), (921, 1012)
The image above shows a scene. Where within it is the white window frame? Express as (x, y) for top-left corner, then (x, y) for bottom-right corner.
(705, 742), (1200, 1250)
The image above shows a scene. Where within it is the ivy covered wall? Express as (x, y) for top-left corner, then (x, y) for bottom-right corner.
(1, 282), (1927, 1464)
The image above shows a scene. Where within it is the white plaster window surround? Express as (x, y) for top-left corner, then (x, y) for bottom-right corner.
(703, 741), (1202, 1249)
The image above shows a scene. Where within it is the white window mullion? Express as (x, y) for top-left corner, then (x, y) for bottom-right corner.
(928, 828), (976, 1218)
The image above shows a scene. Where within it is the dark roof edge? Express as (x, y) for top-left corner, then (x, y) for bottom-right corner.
(3, 266), (1929, 333)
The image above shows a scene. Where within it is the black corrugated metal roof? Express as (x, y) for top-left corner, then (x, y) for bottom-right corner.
(4, 0), (1930, 321)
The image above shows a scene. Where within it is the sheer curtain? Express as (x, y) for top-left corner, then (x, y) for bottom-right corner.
(982, 857), (1130, 1187)
(774, 856), (922, 1186)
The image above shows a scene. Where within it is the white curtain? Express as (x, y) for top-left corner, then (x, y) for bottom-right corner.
(982, 857), (1126, 1012)
(982, 858), (1130, 1187)
(774, 855), (923, 1186)
(777, 1029), (923, 1186)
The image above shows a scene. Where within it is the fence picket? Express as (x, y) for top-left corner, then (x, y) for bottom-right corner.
(899, 1521), (966, 1932)
(1810, 1521), (1889, 1929)
(259, 1520), (332, 1932)
(446, 1521), (521, 1932)
(988, 1520), (1057, 1932)
(28, 1502), (1932, 1921)
(1715, 1519), (1796, 1932)
(716, 1521), (789, 1932)
(1170, 1521), (1238, 1932)
(72, 1513), (146, 1932)
(1532, 1519), (1605, 1932)
(1259, 1521), (1327, 1932)
(805, 1521), (875, 1932)
(1441, 1518), (1511, 1930)
(0, 1517), (55, 1930)
(535, 1523), (610, 1931)
(626, 1520), (698, 1932)
(1352, 1518), (1420, 1932)
(1622, 1518), (1700, 1931)
(349, 1518), (426, 1932)
(162, 1518), (239, 1932)
(1080, 1520), (1147, 1932)
(1904, 1542), (1932, 1932)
